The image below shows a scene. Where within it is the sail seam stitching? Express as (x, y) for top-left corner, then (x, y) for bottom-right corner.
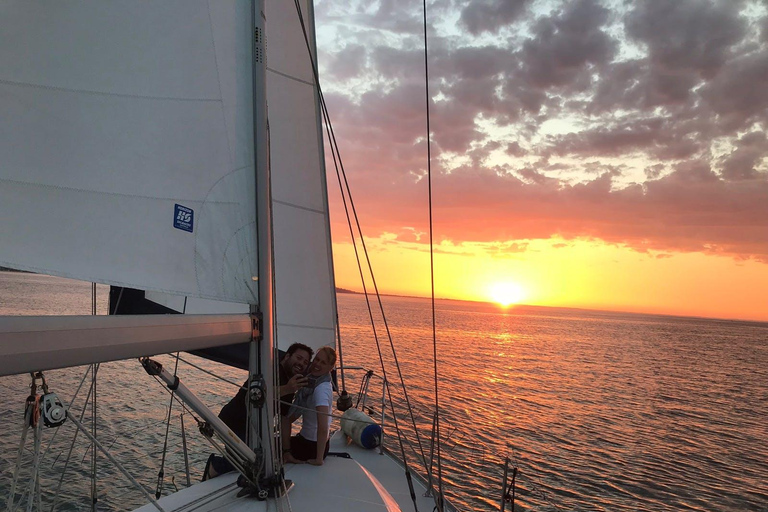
(273, 198), (324, 215)
(0, 173), (249, 202)
(0, 78), (221, 103)
(266, 67), (314, 87)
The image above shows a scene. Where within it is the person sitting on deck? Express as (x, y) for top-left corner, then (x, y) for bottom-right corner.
(204, 342), (312, 480)
(286, 346), (337, 466)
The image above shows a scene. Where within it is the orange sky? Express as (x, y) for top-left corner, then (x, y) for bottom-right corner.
(318, 0), (768, 323)
(331, 235), (768, 323)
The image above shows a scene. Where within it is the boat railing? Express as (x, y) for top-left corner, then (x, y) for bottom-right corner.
(335, 365), (389, 455)
(336, 365), (534, 512)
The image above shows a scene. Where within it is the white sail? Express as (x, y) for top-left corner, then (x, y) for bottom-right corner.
(266, 0), (337, 352)
(0, 1), (257, 305)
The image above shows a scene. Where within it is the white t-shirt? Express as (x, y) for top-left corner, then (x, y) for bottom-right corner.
(299, 381), (333, 442)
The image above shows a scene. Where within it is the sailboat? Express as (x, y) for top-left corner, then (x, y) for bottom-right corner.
(0, 1), (459, 511)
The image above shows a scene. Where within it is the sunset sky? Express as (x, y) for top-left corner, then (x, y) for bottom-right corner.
(312, 0), (768, 322)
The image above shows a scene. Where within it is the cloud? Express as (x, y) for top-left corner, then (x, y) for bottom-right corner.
(317, 0), (768, 263)
(699, 49), (768, 131)
(459, 0), (532, 36)
(719, 131), (768, 180)
(625, 0), (747, 81)
(520, 0), (615, 89)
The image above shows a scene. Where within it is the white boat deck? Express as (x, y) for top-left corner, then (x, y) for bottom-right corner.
(135, 431), (443, 512)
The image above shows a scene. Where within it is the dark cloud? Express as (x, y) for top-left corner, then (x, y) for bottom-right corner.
(625, 0), (747, 79)
(459, 0), (531, 36)
(325, 44), (367, 81)
(544, 116), (705, 161)
(719, 131), (768, 180)
(588, 60), (646, 114)
(644, 164), (666, 180)
(330, 149), (768, 263)
(762, 14), (768, 43)
(699, 49), (768, 131)
(547, 118), (667, 157)
(505, 142), (525, 157)
(520, 0), (615, 89)
(318, 0), (768, 264)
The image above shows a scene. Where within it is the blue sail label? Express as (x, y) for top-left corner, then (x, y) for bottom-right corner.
(174, 204), (194, 233)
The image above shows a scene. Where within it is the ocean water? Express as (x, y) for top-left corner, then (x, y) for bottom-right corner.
(1, 272), (767, 511)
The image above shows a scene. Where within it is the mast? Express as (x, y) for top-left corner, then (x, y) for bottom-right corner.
(250, 0), (276, 479)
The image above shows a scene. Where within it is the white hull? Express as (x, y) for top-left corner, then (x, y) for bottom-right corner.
(134, 431), (446, 512)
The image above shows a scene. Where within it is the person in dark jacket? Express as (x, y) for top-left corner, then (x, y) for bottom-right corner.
(204, 343), (313, 479)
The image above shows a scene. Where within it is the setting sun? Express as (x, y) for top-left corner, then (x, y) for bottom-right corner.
(489, 282), (526, 307)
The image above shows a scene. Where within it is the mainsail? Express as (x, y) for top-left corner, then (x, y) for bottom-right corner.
(112, 0), (337, 359)
(0, 0), (336, 374)
(0, 1), (257, 305)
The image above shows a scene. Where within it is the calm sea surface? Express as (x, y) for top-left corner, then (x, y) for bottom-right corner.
(1, 272), (767, 511)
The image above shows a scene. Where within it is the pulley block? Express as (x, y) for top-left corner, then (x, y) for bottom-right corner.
(40, 392), (67, 428)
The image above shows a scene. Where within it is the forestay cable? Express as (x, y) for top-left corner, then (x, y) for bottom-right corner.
(290, 0), (433, 474)
(289, 4), (440, 509)
(420, 1), (444, 509)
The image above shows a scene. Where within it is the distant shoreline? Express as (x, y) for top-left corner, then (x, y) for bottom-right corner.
(336, 288), (768, 326)
(3, 270), (765, 325)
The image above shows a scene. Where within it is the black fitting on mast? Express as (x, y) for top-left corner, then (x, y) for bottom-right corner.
(248, 374), (267, 409)
(251, 311), (263, 342)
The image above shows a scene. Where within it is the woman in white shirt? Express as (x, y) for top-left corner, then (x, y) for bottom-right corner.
(287, 346), (336, 465)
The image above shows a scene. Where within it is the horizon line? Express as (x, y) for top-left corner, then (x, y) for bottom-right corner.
(335, 287), (768, 325)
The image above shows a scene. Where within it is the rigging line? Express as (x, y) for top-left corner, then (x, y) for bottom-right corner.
(176, 355), (244, 389)
(288, 0), (355, 396)
(24, 419), (44, 512)
(148, 373), (202, 425)
(51, 372), (97, 512)
(311, 70), (425, 507)
(156, 352), (181, 499)
(303, 9), (432, 482)
(334, 319), (347, 393)
(111, 286), (124, 315)
(67, 413), (167, 512)
(328, 95), (434, 478)
(91, 283), (98, 511)
(180, 413), (191, 487)
(421, 1), (444, 510)
(321, 94), (424, 506)
(291, 0), (431, 491)
(7, 406), (33, 512)
(309, 57), (433, 479)
(90, 363), (99, 511)
(41, 365), (92, 462)
(36, 421), (43, 512)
